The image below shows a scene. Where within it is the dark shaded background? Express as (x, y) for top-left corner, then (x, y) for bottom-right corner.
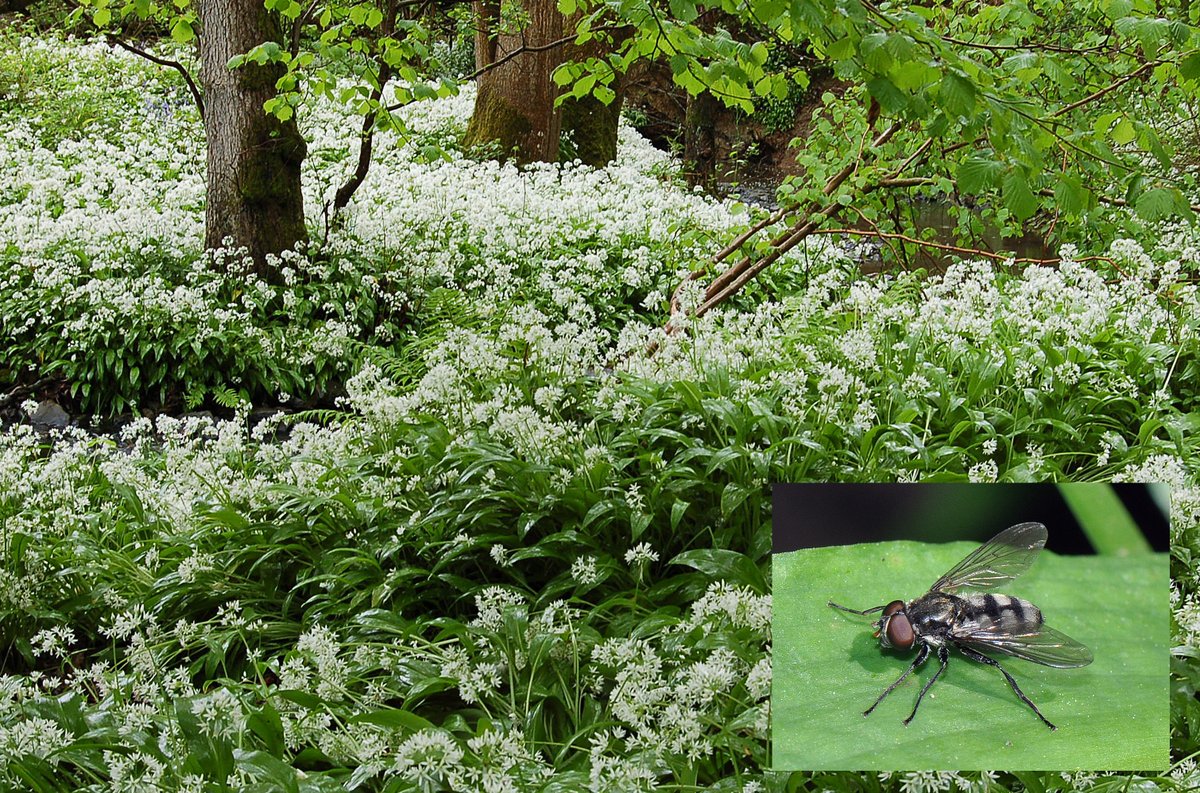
(772, 483), (1169, 554)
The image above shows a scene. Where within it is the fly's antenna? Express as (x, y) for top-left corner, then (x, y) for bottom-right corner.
(828, 601), (886, 615)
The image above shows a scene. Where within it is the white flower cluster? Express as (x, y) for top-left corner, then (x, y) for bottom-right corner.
(876, 770), (1000, 793)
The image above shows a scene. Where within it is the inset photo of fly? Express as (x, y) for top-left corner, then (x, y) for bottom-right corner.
(828, 522), (1092, 731)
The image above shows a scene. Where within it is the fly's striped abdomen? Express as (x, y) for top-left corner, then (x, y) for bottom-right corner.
(961, 593), (1043, 633)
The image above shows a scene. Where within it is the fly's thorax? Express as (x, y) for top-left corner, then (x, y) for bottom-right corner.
(904, 591), (967, 640)
(960, 593), (1044, 633)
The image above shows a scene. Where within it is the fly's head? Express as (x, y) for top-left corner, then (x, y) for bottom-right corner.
(875, 600), (916, 651)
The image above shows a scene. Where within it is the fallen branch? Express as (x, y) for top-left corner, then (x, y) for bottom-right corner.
(669, 117), (902, 325)
(0, 377), (54, 409)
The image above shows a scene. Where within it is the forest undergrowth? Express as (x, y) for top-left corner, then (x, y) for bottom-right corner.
(0, 32), (1198, 792)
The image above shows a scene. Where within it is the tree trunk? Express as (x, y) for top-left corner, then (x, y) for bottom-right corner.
(684, 90), (719, 191)
(559, 27), (629, 167)
(464, 0), (564, 163)
(197, 0), (307, 270)
(560, 90), (622, 166)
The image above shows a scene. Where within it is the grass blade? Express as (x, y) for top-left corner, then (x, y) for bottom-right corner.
(1058, 483), (1151, 555)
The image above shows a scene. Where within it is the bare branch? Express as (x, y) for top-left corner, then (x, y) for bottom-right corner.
(292, 0), (323, 57)
(384, 24), (620, 113)
(0, 377), (54, 409)
(108, 36), (205, 119)
(692, 117), (899, 308)
(1051, 59), (1161, 118)
(937, 35), (1116, 56)
(672, 120), (904, 326)
(1035, 186), (1200, 214)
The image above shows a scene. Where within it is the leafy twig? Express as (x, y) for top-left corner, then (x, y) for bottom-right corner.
(807, 227), (1117, 267)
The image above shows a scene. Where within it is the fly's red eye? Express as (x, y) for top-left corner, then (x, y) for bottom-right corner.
(885, 612), (915, 650)
(875, 601), (909, 644)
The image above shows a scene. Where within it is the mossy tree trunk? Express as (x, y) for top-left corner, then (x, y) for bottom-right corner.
(560, 93), (622, 165)
(464, 0), (564, 163)
(559, 27), (629, 167)
(684, 90), (718, 191)
(197, 0), (307, 272)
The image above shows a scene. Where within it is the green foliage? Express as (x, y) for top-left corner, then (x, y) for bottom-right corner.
(65, 0), (460, 159)
(1, 247), (1198, 785)
(558, 0), (1200, 258)
(251, 2), (460, 135)
(756, 92), (802, 135)
(5, 8), (1200, 792)
(0, 27), (180, 147)
(60, 0), (1200, 263)
(0, 243), (407, 415)
(1, 271), (1196, 785)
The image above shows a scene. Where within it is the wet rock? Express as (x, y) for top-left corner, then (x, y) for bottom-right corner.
(30, 400), (69, 429)
(720, 181), (780, 210)
(179, 411), (215, 422)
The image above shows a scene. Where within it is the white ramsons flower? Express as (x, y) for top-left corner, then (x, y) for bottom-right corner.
(745, 655), (772, 701)
(177, 551), (214, 583)
(968, 459), (999, 483)
(0, 717), (71, 761)
(393, 729), (465, 784)
(192, 687), (244, 738)
(625, 483), (646, 512)
(30, 626), (76, 659)
(683, 582), (772, 635)
(898, 771), (967, 793)
(471, 587), (525, 632)
(100, 604), (153, 641)
(624, 542), (659, 567)
(571, 555), (599, 586)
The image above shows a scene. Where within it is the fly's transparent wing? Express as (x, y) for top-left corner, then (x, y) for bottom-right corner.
(930, 522), (1048, 594)
(955, 624), (1093, 668)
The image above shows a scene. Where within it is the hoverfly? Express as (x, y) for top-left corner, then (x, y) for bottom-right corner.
(828, 522), (1092, 730)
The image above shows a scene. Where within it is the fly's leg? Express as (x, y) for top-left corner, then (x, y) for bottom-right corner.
(957, 645), (1057, 731)
(864, 642), (929, 717)
(903, 644), (949, 726)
